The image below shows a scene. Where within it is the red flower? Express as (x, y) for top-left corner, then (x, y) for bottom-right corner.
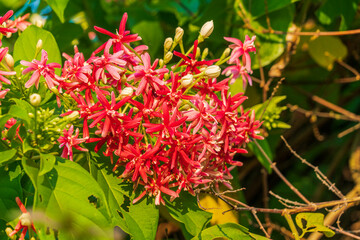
(58, 125), (88, 161)
(0, 10), (17, 39)
(8, 197), (36, 240)
(94, 12), (141, 54)
(6, 13), (31, 32)
(21, 49), (61, 89)
(173, 40), (217, 75)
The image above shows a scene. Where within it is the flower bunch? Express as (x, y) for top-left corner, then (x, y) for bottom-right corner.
(21, 13), (262, 205)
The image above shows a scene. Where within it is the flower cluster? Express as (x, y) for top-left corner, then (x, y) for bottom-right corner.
(21, 13), (262, 205)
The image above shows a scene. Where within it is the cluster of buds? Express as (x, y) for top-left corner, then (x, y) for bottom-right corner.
(18, 12), (261, 205)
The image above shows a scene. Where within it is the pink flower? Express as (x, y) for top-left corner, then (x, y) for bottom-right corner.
(0, 47), (16, 84)
(0, 10), (17, 39)
(58, 125), (88, 161)
(6, 13), (31, 32)
(127, 52), (169, 95)
(222, 59), (252, 88)
(94, 12), (141, 54)
(21, 49), (61, 89)
(62, 45), (92, 84)
(224, 35), (256, 72)
(8, 197), (36, 240)
(0, 83), (9, 103)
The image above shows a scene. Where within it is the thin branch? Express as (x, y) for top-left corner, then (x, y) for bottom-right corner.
(253, 139), (312, 205)
(338, 122), (360, 138)
(259, 78), (285, 121)
(327, 226), (360, 240)
(281, 136), (345, 199)
(262, 28), (360, 36)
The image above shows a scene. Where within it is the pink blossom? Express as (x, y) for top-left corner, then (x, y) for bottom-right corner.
(0, 47), (16, 84)
(224, 35), (256, 72)
(58, 125), (88, 161)
(222, 59), (252, 88)
(21, 49), (61, 89)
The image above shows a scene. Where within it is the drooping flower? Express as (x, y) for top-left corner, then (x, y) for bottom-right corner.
(8, 197), (36, 240)
(21, 49), (61, 89)
(224, 35), (256, 72)
(58, 125), (88, 161)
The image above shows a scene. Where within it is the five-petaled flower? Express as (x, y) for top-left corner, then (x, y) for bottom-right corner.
(58, 125), (88, 161)
(8, 197), (36, 240)
(21, 49), (61, 89)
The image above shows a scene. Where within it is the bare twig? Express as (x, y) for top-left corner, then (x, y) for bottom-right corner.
(327, 225), (360, 240)
(281, 136), (345, 199)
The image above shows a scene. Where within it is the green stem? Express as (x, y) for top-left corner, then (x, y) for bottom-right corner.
(284, 211), (301, 240)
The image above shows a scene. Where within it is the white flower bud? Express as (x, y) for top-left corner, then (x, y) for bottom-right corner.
(19, 212), (32, 227)
(36, 39), (43, 51)
(204, 65), (221, 78)
(181, 74), (194, 88)
(164, 37), (173, 51)
(29, 93), (41, 107)
(30, 14), (46, 28)
(200, 20), (214, 38)
(5, 54), (14, 69)
(202, 48), (209, 60)
(164, 51), (173, 64)
(120, 87), (133, 97)
(174, 27), (184, 43)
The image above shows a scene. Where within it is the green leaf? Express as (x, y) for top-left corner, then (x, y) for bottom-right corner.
(295, 212), (335, 238)
(8, 105), (32, 128)
(45, 0), (70, 23)
(240, 5), (294, 69)
(132, 21), (164, 57)
(251, 96), (289, 130)
(248, 139), (272, 173)
(308, 36), (347, 70)
(166, 192), (212, 236)
(0, 115), (12, 130)
(0, 149), (17, 165)
(39, 153), (56, 176)
(90, 158), (132, 233)
(123, 197), (159, 240)
(240, 0), (298, 19)
(6, 121), (21, 140)
(191, 223), (252, 240)
(315, 0), (359, 30)
(0, 163), (23, 222)
(23, 157), (113, 239)
(13, 25), (61, 74)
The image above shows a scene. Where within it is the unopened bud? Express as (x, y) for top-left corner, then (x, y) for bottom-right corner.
(223, 48), (231, 58)
(50, 86), (59, 95)
(164, 37), (173, 51)
(202, 48), (209, 60)
(164, 51), (173, 64)
(28, 113), (34, 118)
(5, 54), (14, 69)
(67, 111), (79, 120)
(29, 93), (41, 107)
(196, 47), (201, 59)
(120, 87), (133, 97)
(19, 212), (32, 227)
(181, 74), (194, 88)
(5, 227), (13, 237)
(200, 20), (214, 38)
(174, 27), (184, 43)
(204, 65), (221, 78)
(159, 59), (164, 67)
(36, 39), (43, 51)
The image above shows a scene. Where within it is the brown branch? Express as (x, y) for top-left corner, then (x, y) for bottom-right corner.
(327, 226), (360, 240)
(262, 28), (360, 36)
(253, 139), (312, 205)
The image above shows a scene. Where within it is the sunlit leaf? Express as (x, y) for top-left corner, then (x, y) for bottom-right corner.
(295, 212), (335, 238)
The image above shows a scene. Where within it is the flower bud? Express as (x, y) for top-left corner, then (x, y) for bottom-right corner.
(200, 20), (214, 38)
(28, 113), (34, 118)
(5, 54), (14, 69)
(204, 65), (221, 78)
(36, 39), (43, 54)
(181, 74), (194, 88)
(174, 27), (184, 43)
(223, 48), (231, 58)
(29, 93), (41, 107)
(19, 212), (32, 227)
(164, 51), (173, 64)
(50, 86), (59, 95)
(164, 37), (173, 51)
(5, 227), (13, 237)
(196, 47), (201, 59)
(202, 48), (209, 60)
(120, 87), (133, 97)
